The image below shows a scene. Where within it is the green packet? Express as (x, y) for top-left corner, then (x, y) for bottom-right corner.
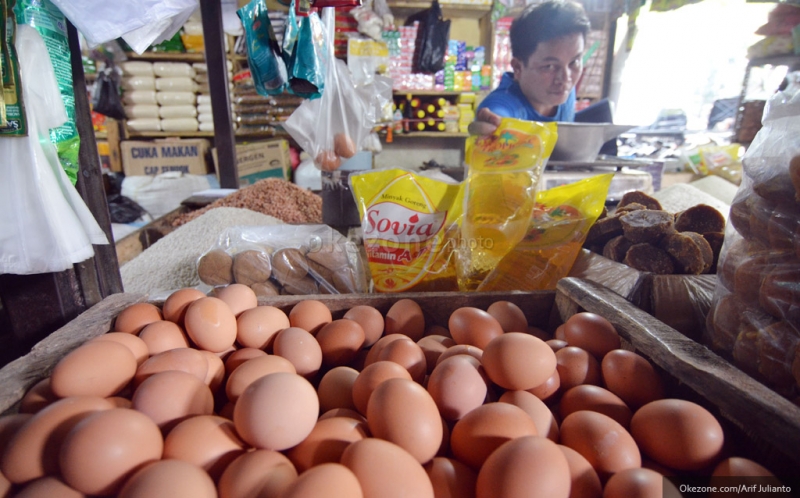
(0, 3), (28, 137)
(238, 0), (288, 96)
(14, 0), (78, 183)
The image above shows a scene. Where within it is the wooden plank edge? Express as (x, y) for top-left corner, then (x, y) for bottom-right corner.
(0, 293), (147, 415)
(555, 277), (800, 467)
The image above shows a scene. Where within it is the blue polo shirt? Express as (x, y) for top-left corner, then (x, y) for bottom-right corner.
(477, 72), (576, 122)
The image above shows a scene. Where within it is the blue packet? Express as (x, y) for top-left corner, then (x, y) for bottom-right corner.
(238, 0), (287, 96)
(281, 2), (326, 100)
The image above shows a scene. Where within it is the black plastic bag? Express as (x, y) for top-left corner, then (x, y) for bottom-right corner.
(107, 194), (148, 224)
(406, 0), (450, 74)
(92, 69), (126, 120)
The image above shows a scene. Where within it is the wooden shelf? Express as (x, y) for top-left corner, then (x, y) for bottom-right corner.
(393, 90), (472, 96)
(393, 131), (468, 138)
(387, 1), (491, 19)
(126, 130), (215, 138)
(125, 52), (205, 63)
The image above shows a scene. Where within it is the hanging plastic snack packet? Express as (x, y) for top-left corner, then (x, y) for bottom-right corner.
(0, 2), (27, 137)
(283, 8), (326, 99)
(477, 173), (612, 291)
(457, 118), (557, 291)
(238, 0), (288, 96)
(350, 168), (464, 292)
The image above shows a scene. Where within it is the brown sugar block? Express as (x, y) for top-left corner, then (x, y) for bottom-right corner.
(708, 293), (746, 354)
(660, 232), (706, 275)
(585, 216), (624, 247)
(307, 258), (335, 283)
(733, 327), (761, 377)
(282, 275), (319, 295)
(251, 281), (280, 298)
(734, 250), (795, 304)
(598, 205), (608, 220)
(618, 190), (662, 211)
(758, 321), (800, 387)
(702, 232), (724, 274)
(759, 266), (800, 322)
(602, 235), (633, 262)
(718, 239), (750, 292)
(682, 232), (714, 274)
(307, 244), (350, 271)
(674, 204), (726, 234)
(749, 196), (775, 246)
(729, 197), (752, 239)
(791, 155), (800, 201)
(197, 249), (234, 286)
(614, 202), (648, 217)
(332, 269), (358, 293)
(768, 203), (800, 251)
(232, 250), (272, 286)
(272, 248), (309, 284)
(619, 210), (676, 244)
(753, 172), (797, 206)
(623, 243), (675, 274)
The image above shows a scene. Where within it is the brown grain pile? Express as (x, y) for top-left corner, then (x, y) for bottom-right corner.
(172, 178), (323, 227)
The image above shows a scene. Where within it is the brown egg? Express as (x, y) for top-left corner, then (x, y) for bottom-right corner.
(225, 355), (296, 402)
(499, 390), (559, 442)
(334, 133), (357, 159)
(630, 399), (724, 471)
(234, 372), (319, 450)
(486, 301), (528, 333)
(547, 339), (569, 353)
(449, 307), (504, 349)
(200, 350), (226, 393)
(563, 313), (621, 360)
(289, 300), (332, 334)
(0, 470), (9, 497)
(137, 321), (190, 356)
(558, 444), (603, 498)
(184, 297), (238, 352)
(560, 410), (641, 480)
(0, 414), (33, 456)
(560, 385), (632, 428)
(341, 438), (434, 498)
(319, 408), (368, 423)
(425, 324), (452, 339)
(364, 334), (407, 367)
(555, 324), (567, 341)
(367, 378), (443, 463)
(273, 327), (323, 378)
(218, 450), (298, 498)
(317, 319), (366, 367)
(19, 379), (57, 414)
(107, 397), (132, 409)
(483, 332), (557, 391)
(436, 344), (484, 366)
(712, 457), (775, 477)
(237, 305), (290, 349)
(450, 402), (538, 469)
(50, 341), (137, 398)
(425, 457), (477, 498)
(224, 347), (268, 374)
(118, 459), (216, 498)
(527, 369), (561, 402)
(352, 361), (413, 415)
(385, 299), (426, 341)
(528, 326), (550, 341)
(132, 370), (214, 432)
(14, 476), (84, 497)
(417, 336), (456, 374)
(344, 305), (385, 347)
(163, 415), (247, 481)
(286, 417), (369, 472)
(282, 463), (362, 498)
(316, 150), (342, 171)
(59, 408), (163, 496)
(601, 350), (665, 409)
(162, 288), (206, 325)
(477, 436), (571, 498)
(91, 332), (150, 367)
(556, 346), (602, 391)
(1, 397), (115, 484)
(114, 303), (163, 334)
(218, 401), (236, 420)
(318, 366), (360, 412)
(428, 355), (487, 421)
(603, 468), (669, 498)
(134, 347), (209, 387)
(214, 283), (258, 317)
(375, 336), (427, 383)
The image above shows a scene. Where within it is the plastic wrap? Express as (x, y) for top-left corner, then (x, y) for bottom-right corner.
(706, 72), (800, 397)
(196, 225), (368, 295)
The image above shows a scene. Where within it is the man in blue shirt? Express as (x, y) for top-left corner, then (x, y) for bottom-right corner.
(469, 0), (591, 135)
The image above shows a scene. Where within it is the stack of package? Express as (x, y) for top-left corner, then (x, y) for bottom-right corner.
(192, 60), (235, 132)
(492, 17), (513, 89)
(232, 69), (304, 136)
(121, 61), (202, 132)
(120, 61), (161, 131)
(335, 10), (359, 60)
(386, 23), (434, 91)
(437, 40), (491, 92)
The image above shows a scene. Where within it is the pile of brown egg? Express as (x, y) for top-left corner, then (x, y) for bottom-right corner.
(0, 283), (782, 497)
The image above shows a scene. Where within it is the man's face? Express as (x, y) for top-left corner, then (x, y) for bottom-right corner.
(511, 32), (585, 117)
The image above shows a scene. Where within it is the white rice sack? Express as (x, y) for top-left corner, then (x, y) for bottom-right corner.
(122, 90), (157, 105)
(156, 77), (198, 93)
(153, 61), (196, 78)
(197, 95), (211, 105)
(126, 118), (161, 131)
(122, 76), (156, 91)
(161, 118), (199, 132)
(159, 105), (198, 119)
(199, 122), (214, 132)
(120, 61), (154, 77)
(157, 91), (196, 106)
(197, 112), (214, 123)
(124, 104), (160, 119)
(197, 103), (212, 115)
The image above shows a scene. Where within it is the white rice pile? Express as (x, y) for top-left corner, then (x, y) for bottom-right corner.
(121, 207), (283, 296)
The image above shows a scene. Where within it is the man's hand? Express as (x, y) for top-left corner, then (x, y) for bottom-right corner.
(468, 108), (502, 136)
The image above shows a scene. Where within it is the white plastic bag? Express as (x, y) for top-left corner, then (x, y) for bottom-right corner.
(0, 26), (107, 275)
(122, 173), (210, 219)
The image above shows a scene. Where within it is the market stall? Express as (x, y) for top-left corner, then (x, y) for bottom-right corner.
(2, 0), (800, 496)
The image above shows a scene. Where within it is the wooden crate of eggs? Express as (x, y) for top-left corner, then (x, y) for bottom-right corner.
(0, 278), (797, 497)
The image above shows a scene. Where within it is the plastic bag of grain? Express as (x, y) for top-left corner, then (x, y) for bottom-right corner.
(122, 90), (157, 105)
(127, 118), (161, 131)
(159, 105), (197, 119)
(161, 118), (198, 132)
(157, 91), (196, 106)
(125, 104), (160, 119)
(153, 61), (196, 78)
(155, 77), (198, 92)
(120, 61), (154, 77)
(122, 76), (156, 91)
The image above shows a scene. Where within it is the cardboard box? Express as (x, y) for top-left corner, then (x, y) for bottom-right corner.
(213, 139), (291, 186)
(120, 139), (210, 177)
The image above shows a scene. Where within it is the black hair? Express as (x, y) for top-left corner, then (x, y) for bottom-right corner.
(510, 0), (591, 63)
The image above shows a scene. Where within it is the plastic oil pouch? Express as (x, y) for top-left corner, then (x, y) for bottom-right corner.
(457, 118), (557, 291)
(477, 173), (613, 291)
(238, 0), (288, 96)
(350, 168), (464, 292)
